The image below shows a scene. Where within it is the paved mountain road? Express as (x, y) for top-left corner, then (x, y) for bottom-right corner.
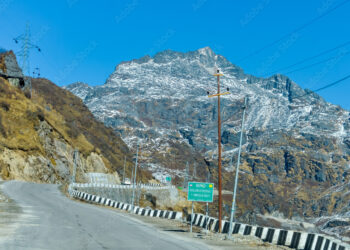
(0, 181), (209, 250)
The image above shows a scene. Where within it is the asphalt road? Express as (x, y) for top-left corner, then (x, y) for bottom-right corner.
(0, 181), (209, 250)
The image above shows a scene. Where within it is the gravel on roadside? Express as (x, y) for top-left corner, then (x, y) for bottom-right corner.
(119, 208), (290, 250)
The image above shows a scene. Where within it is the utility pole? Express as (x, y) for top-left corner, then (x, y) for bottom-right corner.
(208, 68), (229, 232)
(131, 143), (139, 211)
(192, 162), (197, 180)
(183, 161), (189, 189)
(228, 97), (248, 238)
(123, 156), (126, 183)
(71, 149), (78, 184)
(130, 164), (134, 186)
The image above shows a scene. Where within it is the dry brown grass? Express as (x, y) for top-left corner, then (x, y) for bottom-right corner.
(30, 78), (151, 179)
(0, 74), (153, 182)
(0, 52), (8, 74)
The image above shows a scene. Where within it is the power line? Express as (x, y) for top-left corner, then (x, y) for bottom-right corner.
(265, 40), (350, 76)
(207, 73), (350, 117)
(256, 73), (350, 106)
(308, 73), (350, 93)
(209, 75), (350, 132)
(220, 73), (350, 114)
(282, 50), (350, 75)
(237, 0), (350, 63)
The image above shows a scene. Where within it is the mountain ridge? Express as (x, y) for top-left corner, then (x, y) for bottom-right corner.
(66, 47), (350, 239)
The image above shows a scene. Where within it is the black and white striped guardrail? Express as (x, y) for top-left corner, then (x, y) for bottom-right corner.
(71, 183), (175, 190)
(68, 185), (348, 250)
(186, 213), (349, 250)
(68, 188), (182, 221)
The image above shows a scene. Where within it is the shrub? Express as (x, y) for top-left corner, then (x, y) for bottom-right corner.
(36, 108), (45, 121)
(0, 114), (6, 137)
(24, 90), (31, 99)
(0, 78), (15, 98)
(26, 108), (45, 122)
(0, 101), (9, 111)
(0, 159), (10, 179)
(66, 120), (80, 139)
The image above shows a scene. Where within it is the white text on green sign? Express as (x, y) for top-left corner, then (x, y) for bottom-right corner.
(187, 182), (214, 202)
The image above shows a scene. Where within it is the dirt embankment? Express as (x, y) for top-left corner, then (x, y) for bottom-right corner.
(0, 51), (152, 183)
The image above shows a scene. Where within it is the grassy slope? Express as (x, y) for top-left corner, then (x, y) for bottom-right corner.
(0, 75), (151, 182)
(31, 78), (152, 181)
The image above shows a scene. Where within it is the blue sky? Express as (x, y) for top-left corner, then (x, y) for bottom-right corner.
(1, 0), (350, 109)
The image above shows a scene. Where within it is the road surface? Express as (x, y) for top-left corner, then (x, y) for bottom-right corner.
(0, 181), (209, 250)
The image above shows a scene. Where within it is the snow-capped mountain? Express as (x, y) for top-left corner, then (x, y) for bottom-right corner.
(66, 47), (350, 238)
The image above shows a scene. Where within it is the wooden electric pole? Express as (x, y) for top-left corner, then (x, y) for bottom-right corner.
(208, 68), (229, 233)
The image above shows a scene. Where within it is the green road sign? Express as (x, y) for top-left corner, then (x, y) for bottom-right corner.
(187, 182), (214, 202)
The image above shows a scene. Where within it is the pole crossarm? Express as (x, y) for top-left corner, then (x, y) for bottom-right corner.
(208, 91), (230, 98)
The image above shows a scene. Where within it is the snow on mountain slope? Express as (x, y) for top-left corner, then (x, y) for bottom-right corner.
(66, 47), (350, 238)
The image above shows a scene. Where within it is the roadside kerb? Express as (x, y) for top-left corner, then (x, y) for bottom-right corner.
(68, 187), (348, 250)
(68, 187), (182, 222)
(185, 212), (349, 250)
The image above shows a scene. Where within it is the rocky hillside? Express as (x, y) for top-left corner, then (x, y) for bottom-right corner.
(0, 51), (151, 184)
(66, 47), (350, 238)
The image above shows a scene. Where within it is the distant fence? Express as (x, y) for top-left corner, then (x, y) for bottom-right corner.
(70, 182), (176, 205)
(85, 173), (119, 184)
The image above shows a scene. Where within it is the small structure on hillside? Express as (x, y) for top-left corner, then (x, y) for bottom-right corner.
(0, 50), (32, 92)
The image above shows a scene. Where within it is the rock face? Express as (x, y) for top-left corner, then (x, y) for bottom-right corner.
(0, 52), (141, 184)
(66, 47), (350, 234)
(0, 51), (31, 92)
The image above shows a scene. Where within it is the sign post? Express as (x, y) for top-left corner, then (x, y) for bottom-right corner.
(187, 182), (214, 234)
(165, 176), (171, 185)
(190, 201), (194, 233)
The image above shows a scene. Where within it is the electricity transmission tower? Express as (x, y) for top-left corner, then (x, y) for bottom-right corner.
(13, 23), (41, 76)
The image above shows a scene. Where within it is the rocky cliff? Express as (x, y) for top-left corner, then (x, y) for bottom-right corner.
(0, 51), (151, 184)
(66, 47), (350, 239)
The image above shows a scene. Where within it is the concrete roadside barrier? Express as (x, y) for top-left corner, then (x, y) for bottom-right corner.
(69, 187), (183, 223)
(68, 186), (348, 249)
(185, 212), (350, 250)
